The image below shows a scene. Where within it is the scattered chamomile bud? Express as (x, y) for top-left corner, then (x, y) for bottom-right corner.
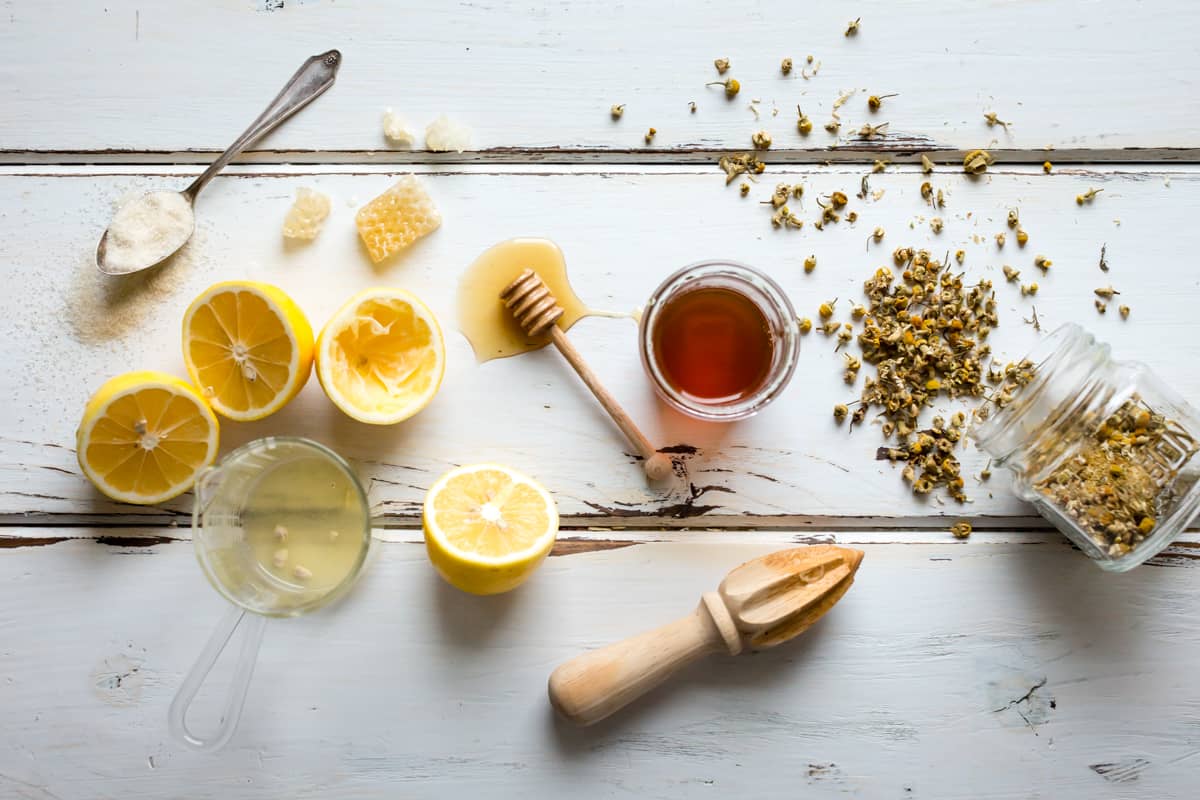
(846, 210), (859, 223)
(1007, 209), (1020, 228)
(792, 184), (804, 199)
(921, 154), (935, 174)
(936, 188), (945, 208)
(1076, 187), (1103, 205)
(1021, 282), (1039, 296)
(798, 317), (813, 334)
(983, 112), (1011, 131)
(995, 232), (1006, 247)
(1003, 265), (1020, 282)
(871, 226), (885, 242)
(610, 104), (625, 120)
(819, 298), (838, 319)
(930, 217), (944, 233)
(781, 57), (793, 75)
(833, 403), (849, 422)
(644, 127), (657, 144)
(851, 303), (867, 318)
(1095, 299), (1108, 314)
(1043, 160), (1053, 173)
(821, 320), (841, 335)
(830, 191), (848, 208)
(858, 122), (889, 139)
(1016, 229), (1029, 246)
(740, 183), (750, 197)
(824, 119), (841, 133)
(714, 57), (730, 74)
(867, 93), (898, 112)
(1034, 255), (1052, 270)
(920, 181), (933, 201)
(1119, 304), (1130, 318)
(955, 249), (965, 264)
(689, 101), (697, 113)
(872, 159), (889, 173)
(1095, 285), (1120, 298)
(963, 149), (993, 174)
(804, 255), (817, 273)
(845, 17), (861, 36)
(707, 78), (740, 98)
(806, 54), (814, 63)
(797, 108), (813, 135)
(950, 521), (973, 539)
(751, 130), (772, 149)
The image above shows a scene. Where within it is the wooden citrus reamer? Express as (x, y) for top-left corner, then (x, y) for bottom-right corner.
(548, 545), (864, 725)
(501, 268), (673, 481)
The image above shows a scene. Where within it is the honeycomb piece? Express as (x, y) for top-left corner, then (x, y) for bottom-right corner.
(281, 187), (331, 240)
(354, 176), (442, 263)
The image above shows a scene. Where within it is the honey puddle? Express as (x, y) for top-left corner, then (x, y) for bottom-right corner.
(458, 238), (631, 362)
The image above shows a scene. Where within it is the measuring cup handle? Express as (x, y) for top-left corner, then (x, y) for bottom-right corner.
(168, 606), (266, 751)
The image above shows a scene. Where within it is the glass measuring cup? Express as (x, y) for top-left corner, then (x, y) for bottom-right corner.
(168, 437), (371, 751)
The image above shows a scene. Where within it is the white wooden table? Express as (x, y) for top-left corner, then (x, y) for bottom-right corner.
(3, 2), (1200, 797)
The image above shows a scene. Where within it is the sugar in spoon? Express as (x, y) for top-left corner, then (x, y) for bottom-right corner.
(96, 49), (342, 276)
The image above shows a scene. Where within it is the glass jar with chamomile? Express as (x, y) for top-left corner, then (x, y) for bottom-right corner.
(972, 323), (1200, 571)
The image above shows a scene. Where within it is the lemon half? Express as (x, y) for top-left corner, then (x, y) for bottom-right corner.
(423, 464), (558, 594)
(181, 281), (314, 422)
(76, 371), (219, 504)
(316, 288), (445, 424)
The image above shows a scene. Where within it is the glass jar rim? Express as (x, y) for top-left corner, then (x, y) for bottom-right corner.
(639, 260), (799, 422)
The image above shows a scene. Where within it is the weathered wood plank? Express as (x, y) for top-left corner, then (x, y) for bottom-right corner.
(0, 534), (1196, 798)
(3, 164), (1197, 526)
(2, 1), (1200, 158)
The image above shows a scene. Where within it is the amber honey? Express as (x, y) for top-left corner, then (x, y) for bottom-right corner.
(639, 261), (799, 422)
(651, 287), (773, 403)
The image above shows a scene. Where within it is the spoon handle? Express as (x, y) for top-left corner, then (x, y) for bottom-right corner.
(184, 49), (342, 200)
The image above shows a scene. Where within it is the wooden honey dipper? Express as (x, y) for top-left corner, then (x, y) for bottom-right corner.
(548, 545), (865, 725)
(500, 268), (674, 481)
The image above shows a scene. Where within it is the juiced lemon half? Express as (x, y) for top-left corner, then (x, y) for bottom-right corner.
(76, 371), (219, 504)
(182, 281), (314, 421)
(316, 288), (445, 424)
(423, 464), (558, 595)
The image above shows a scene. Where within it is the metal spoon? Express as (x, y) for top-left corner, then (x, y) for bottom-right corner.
(96, 49), (342, 276)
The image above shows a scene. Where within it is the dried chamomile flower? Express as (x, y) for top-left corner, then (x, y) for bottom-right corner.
(858, 122), (889, 139)
(707, 78), (740, 98)
(610, 104), (625, 119)
(764, 183), (790, 207)
(995, 232), (1006, 247)
(821, 320), (841, 335)
(1002, 265), (1021, 282)
(843, 353), (862, 383)
(869, 226), (885, 245)
(893, 246), (913, 264)
(1119, 304), (1130, 318)
(1076, 187), (1103, 205)
(751, 130), (772, 149)
(851, 303), (867, 318)
(955, 250), (965, 264)
(920, 181), (934, 202)
(846, 210), (859, 223)
(837, 327), (854, 350)
(963, 149), (993, 174)
(983, 112), (1011, 131)
(644, 127), (657, 144)
(799, 317), (813, 334)
(718, 152), (766, 185)
(771, 205), (804, 229)
(1034, 254), (1052, 271)
(872, 159), (889, 173)
(781, 57), (793, 75)
(1094, 285), (1121, 299)
(714, 57), (730, 74)
(689, 101), (697, 113)
(1095, 299), (1107, 314)
(921, 154), (935, 174)
(868, 93), (898, 111)
(1021, 282), (1039, 296)
(740, 183), (751, 197)
(819, 298), (838, 318)
(845, 17), (861, 36)
(1043, 160), (1053, 173)
(1016, 229), (1029, 246)
(830, 191), (848, 208)
(930, 217), (944, 233)
(796, 106), (814, 135)
(804, 255), (817, 273)
(833, 403), (850, 422)
(935, 188), (945, 208)
(950, 521), (973, 539)
(824, 118), (842, 133)
(1007, 209), (1020, 229)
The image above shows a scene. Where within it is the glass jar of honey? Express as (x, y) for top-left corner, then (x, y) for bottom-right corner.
(639, 260), (799, 422)
(972, 323), (1200, 571)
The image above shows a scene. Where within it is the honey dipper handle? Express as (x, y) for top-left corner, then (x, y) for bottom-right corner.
(548, 593), (742, 726)
(548, 327), (674, 480)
